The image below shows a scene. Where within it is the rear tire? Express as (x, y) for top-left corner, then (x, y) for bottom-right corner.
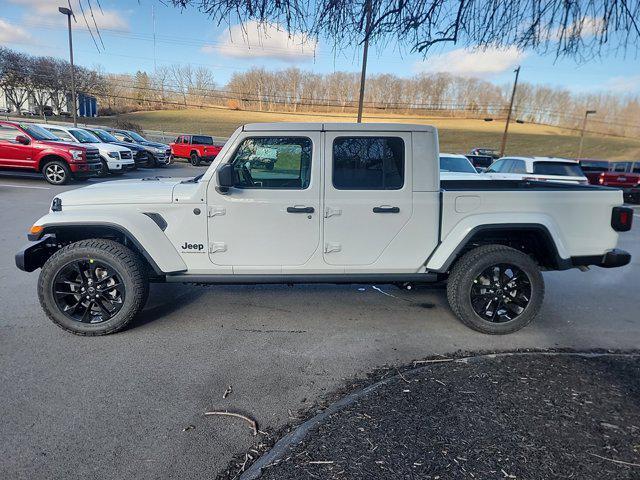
(42, 160), (71, 185)
(38, 239), (149, 336)
(446, 244), (544, 334)
(190, 152), (201, 166)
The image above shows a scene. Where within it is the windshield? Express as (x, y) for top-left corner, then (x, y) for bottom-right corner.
(192, 135), (213, 145)
(126, 130), (146, 142)
(70, 129), (100, 143)
(20, 124), (60, 141)
(90, 129), (116, 142)
(533, 162), (584, 177)
(440, 156), (477, 173)
(579, 161), (609, 172)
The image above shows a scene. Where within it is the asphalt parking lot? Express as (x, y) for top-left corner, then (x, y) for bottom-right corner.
(1, 163), (639, 480)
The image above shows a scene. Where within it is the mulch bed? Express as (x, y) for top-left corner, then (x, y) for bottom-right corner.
(256, 353), (640, 480)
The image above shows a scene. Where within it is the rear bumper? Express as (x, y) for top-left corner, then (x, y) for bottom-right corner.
(571, 249), (632, 269)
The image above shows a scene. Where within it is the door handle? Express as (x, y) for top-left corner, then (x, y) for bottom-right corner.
(373, 206), (400, 213)
(287, 206), (315, 214)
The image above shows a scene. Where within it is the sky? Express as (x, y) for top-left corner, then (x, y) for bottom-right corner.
(0, 0), (639, 96)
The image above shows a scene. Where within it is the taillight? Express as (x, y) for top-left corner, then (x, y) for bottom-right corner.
(612, 206), (633, 232)
(598, 174), (605, 184)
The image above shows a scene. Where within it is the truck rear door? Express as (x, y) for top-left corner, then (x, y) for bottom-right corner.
(323, 132), (413, 266)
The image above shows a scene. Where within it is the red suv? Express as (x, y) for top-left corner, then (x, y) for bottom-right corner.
(0, 121), (101, 184)
(170, 134), (222, 166)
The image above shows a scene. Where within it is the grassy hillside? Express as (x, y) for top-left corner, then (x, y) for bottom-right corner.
(91, 108), (640, 160)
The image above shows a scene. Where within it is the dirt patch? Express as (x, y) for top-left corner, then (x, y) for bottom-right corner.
(246, 353), (640, 480)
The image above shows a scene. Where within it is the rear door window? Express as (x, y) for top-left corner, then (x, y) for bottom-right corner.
(0, 124), (20, 142)
(533, 162), (584, 176)
(332, 137), (404, 190)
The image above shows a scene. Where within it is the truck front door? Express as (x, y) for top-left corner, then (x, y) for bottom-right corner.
(323, 133), (413, 266)
(207, 133), (321, 271)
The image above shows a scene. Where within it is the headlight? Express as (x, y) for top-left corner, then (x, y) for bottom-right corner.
(154, 148), (165, 154)
(108, 152), (119, 158)
(69, 149), (84, 161)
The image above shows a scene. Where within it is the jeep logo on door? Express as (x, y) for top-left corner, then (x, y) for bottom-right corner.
(181, 242), (204, 252)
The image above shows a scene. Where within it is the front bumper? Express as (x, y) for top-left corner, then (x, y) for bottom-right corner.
(571, 249), (632, 269)
(69, 161), (102, 177)
(15, 235), (57, 272)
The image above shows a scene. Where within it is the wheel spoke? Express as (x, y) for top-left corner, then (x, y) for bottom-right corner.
(53, 258), (125, 324)
(470, 263), (532, 323)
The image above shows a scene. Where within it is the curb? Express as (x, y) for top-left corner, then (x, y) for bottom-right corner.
(240, 350), (639, 480)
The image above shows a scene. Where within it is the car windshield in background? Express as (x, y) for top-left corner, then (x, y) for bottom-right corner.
(126, 131), (146, 142)
(192, 135), (213, 145)
(92, 129), (119, 142)
(533, 162), (584, 177)
(20, 124), (59, 141)
(440, 156), (477, 173)
(580, 161), (609, 172)
(70, 129), (100, 143)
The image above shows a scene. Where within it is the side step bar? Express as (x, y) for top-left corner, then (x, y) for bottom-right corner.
(164, 273), (439, 285)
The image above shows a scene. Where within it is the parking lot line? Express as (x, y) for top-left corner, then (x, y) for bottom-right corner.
(0, 184), (51, 190)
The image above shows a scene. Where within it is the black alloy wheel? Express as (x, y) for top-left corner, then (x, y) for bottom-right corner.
(470, 264), (532, 323)
(53, 258), (125, 324)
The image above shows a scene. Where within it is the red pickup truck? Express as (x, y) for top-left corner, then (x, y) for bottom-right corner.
(0, 121), (101, 184)
(580, 160), (640, 203)
(170, 134), (222, 166)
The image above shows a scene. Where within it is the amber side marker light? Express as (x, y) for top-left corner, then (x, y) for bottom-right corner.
(29, 225), (43, 236)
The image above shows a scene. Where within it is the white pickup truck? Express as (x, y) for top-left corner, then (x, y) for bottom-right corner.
(16, 123), (633, 336)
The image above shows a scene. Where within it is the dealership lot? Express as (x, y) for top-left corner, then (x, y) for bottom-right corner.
(1, 164), (639, 479)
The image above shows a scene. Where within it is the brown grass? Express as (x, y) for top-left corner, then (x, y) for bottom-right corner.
(91, 108), (640, 160)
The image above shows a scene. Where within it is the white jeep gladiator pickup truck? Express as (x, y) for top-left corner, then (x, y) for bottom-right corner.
(16, 123), (633, 336)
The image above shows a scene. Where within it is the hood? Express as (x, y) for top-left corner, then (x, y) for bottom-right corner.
(110, 141), (145, 152)
(140, 140), (170, 149)
(56, 177), (189, 206)
(96, 142), (129, 153)
(40, 140), (84, 149)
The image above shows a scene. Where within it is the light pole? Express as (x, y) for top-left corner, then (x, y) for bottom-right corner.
(577, 109), (596, 159)
(58, 6), (77, 127)
(356, 0), (372, 123)
(499, 65), (520, 157)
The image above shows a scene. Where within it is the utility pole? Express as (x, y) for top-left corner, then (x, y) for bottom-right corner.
(356, 0), (372, 123)
(59, 6), (77, 127)
(577, 109), (597, 159)
(499, 65), (520, 157)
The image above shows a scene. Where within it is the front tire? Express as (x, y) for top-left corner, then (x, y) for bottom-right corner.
(98, 158), (110, 177)
(42, 160), (71, 185)
(38, 239), (149, 336)
(446, 244), (544, 334)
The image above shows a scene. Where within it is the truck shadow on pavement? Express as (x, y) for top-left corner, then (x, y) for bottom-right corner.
(131, 283), (206, 329)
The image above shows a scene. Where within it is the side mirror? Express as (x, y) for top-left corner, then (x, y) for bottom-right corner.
(15, 135), (30, 145)
(216, 163), (235, 194)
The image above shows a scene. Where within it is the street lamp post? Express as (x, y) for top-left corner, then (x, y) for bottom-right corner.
(577, 109), (596, 159)
(58, 6), (77, 127)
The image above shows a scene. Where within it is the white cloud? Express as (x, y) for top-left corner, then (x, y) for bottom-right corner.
(0, 18), (35, 45)
(8, 0), (129, 31)
(604, 75), (640, 94)
(543, 16), (604, 41)
(205, 21), (317, 62)
(413, 46), (526, 77)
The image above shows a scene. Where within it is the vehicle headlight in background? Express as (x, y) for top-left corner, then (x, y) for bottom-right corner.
(108, 151), (119, 158)
(69, 149), (84, 161)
